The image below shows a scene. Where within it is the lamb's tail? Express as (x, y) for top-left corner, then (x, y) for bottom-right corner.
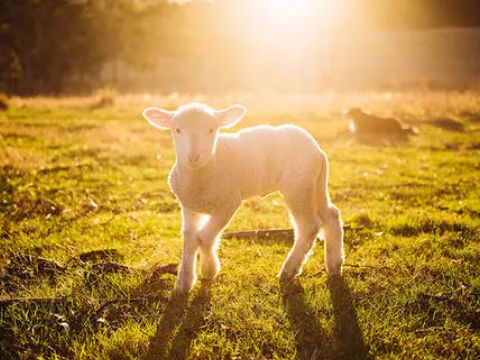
(316, 151), (331, 212)
(316, 152), (344, 222)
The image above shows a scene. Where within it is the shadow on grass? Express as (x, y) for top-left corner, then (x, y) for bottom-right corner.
(328, 276), (370, 360)
(281, 276), (369, 360)
(280, 279), (330, 359)
(144, 282), (212, 360)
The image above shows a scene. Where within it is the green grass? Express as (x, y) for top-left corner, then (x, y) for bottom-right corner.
(1, 92), (480, 359)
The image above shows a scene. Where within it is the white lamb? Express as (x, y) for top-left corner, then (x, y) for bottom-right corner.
(143, 103), (344, 294)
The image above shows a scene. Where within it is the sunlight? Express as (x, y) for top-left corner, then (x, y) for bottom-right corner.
(234, 0), (343, 90)
(260, 0), (340, 26)
(249, 0), (342, 53)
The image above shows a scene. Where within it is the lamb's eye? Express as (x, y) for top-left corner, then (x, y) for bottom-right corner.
(209, 128), (215, 134)
(175, 128), (182, 134)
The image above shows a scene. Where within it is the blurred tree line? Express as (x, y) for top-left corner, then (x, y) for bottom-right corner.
(0, 0), (172, 94)
(1, 0), (480, 95)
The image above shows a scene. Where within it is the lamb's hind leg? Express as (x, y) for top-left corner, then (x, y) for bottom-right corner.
(319, 203), (344, 275)
(279, 186), (322, 281)
(316, 152), (345, 275)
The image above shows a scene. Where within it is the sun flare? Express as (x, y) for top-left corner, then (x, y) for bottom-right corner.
(260, 0), (341, 26)
(247, 0), (342, 56)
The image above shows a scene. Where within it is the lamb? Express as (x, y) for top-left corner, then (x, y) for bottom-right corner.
(346, 107), (419, 137)
(143, 103), (344, 294)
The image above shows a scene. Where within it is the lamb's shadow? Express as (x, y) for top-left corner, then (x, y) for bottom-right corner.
(328, 276), (370, 360)
(144, 282), (212, 360)
(281, 280), (331, 359)
(281, 277), (369, 360)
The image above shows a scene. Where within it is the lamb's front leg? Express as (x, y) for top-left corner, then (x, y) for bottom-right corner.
(198, 203), (239, 280)
(176, 208), (205, 295)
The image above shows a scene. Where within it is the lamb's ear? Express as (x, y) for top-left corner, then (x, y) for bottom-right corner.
(143, 107), (176, 130)
(215, 104), (247, 128)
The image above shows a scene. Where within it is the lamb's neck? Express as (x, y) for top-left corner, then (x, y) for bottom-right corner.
(176, 158), (217, 183)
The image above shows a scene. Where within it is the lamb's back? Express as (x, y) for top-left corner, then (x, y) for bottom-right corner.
(216, 125), (322, 198)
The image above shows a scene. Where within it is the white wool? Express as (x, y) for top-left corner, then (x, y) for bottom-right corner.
(170, 125), (324, 212)
(143, 103), (345, 294)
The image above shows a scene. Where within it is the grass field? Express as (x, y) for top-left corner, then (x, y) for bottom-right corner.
(1, 91), (480, 359)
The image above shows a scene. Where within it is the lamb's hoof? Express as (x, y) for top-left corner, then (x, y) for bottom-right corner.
(326, 264), (343, 277)
(200, 267), (219, 281)
(279, 278), (304, 295)
(199, 275), (218, 285)
(174, 286), (190, 298)
(175, 276), (195, 296)
(278, 270), (296, 283)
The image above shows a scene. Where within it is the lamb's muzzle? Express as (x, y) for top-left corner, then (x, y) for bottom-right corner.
(143, 102), (345, 294)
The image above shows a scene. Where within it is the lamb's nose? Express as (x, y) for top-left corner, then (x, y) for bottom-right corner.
(188, 154), (200, 164)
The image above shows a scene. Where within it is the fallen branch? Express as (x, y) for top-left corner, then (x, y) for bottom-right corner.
(223, 224), (355, 240)
(223, 228), (293, 240)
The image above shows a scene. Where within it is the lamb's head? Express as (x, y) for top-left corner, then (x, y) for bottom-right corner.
(143, 103), (246, 169)
(345, 107), (364, 118)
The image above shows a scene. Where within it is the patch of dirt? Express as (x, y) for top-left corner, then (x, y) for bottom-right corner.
(12, 196), (63, 220)
(1, 246), (177, 297)
(2, 249), (65, 293)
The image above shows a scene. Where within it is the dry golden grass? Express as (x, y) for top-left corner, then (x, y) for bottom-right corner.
(8, 89), (480, 115)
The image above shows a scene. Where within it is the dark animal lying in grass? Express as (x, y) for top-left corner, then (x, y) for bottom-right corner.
(345, 108), (418, 137)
